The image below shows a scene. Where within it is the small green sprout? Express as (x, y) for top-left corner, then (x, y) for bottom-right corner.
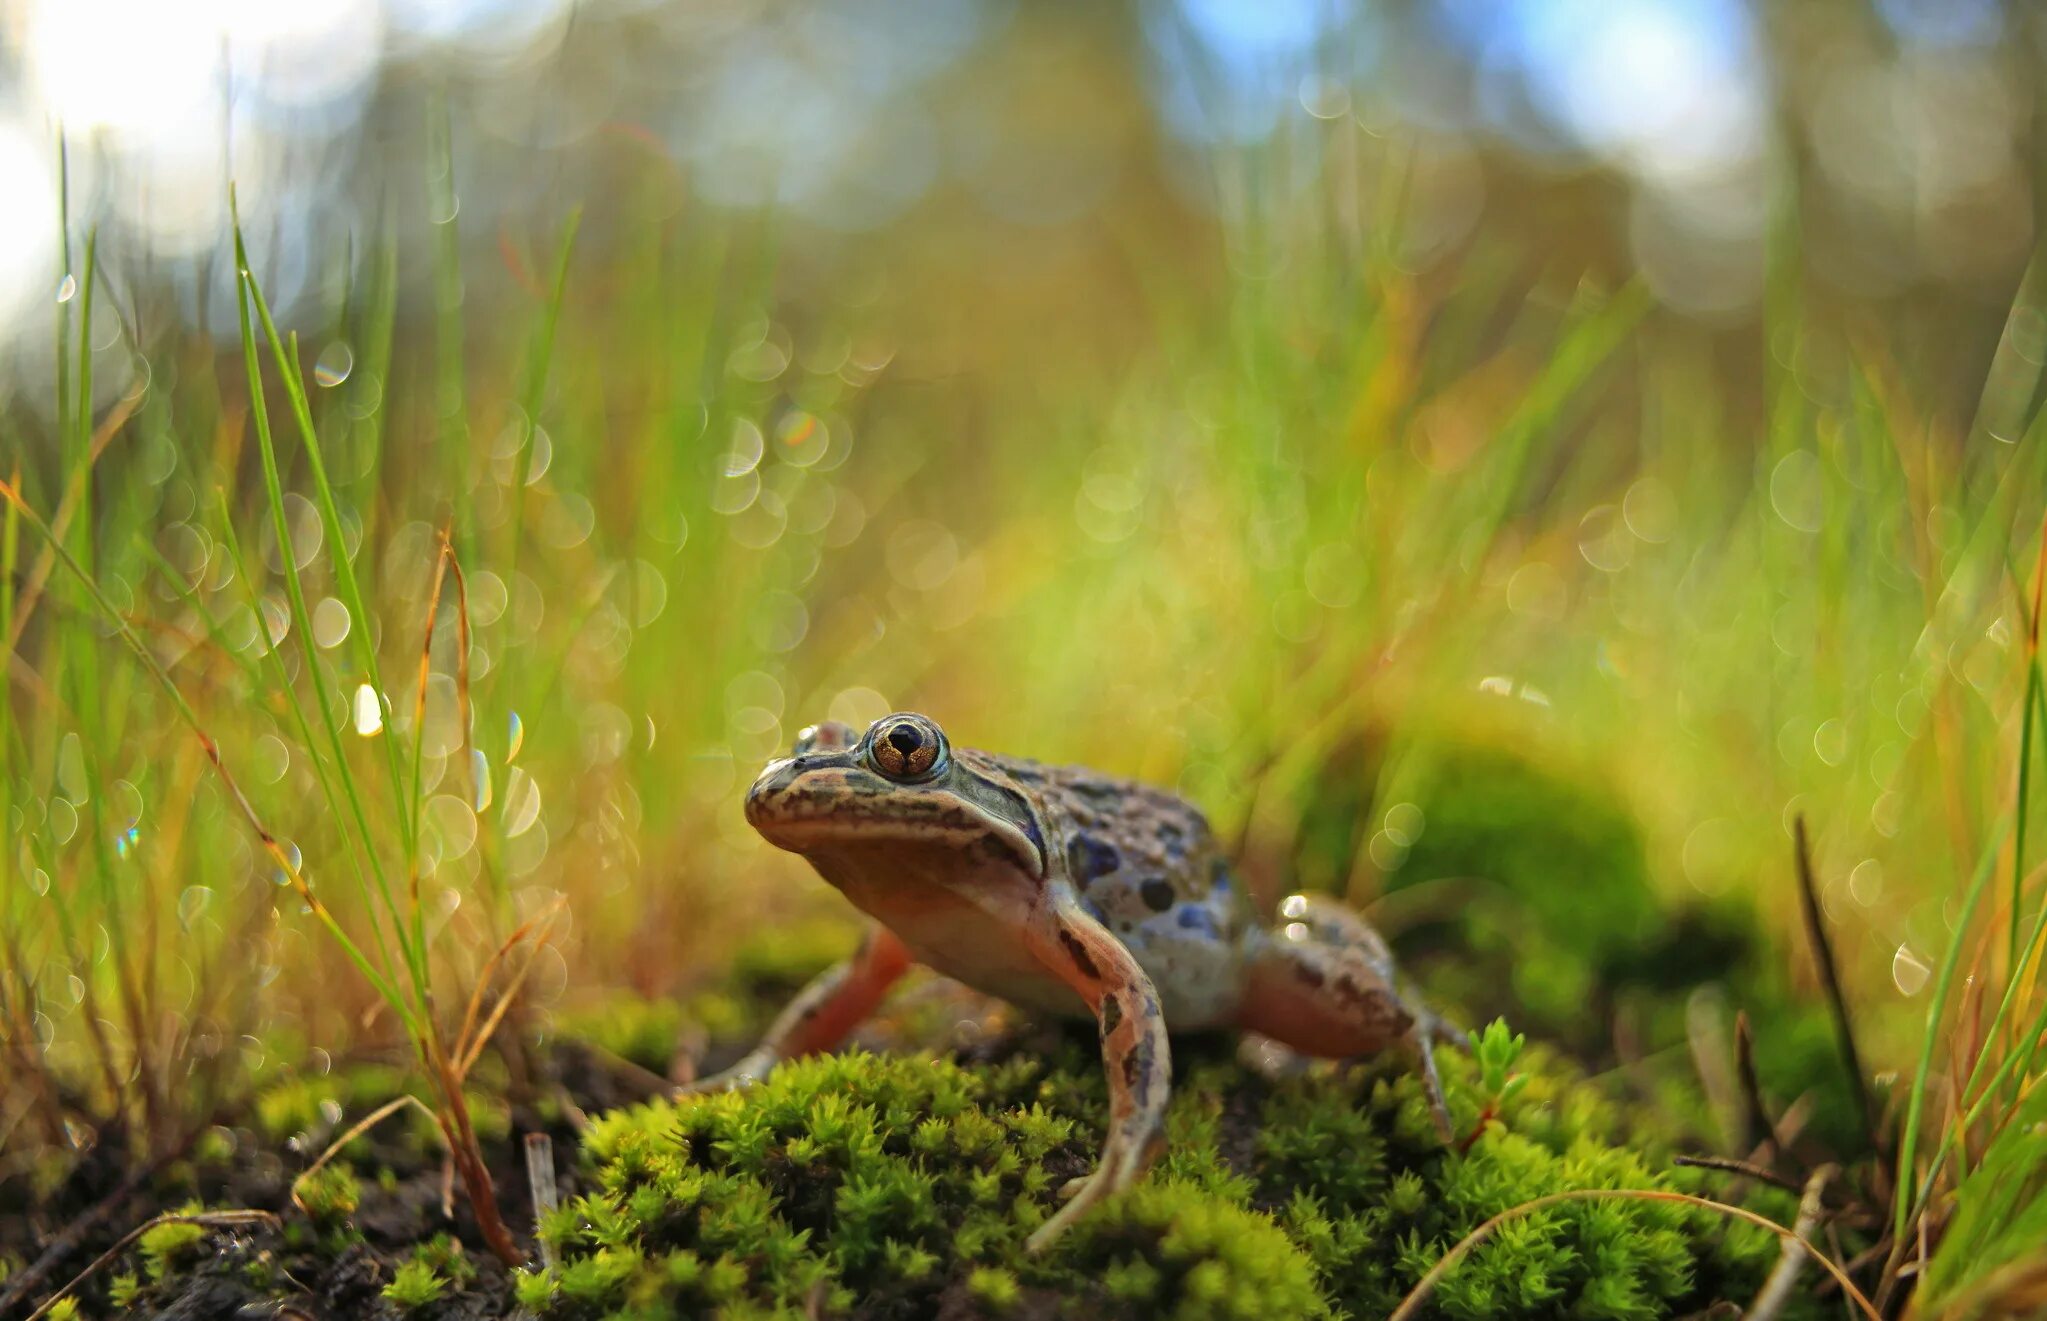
(295, 1164), (361, 1224)
(1461, 1018), (1530, 1152)
(381, 1257), (448, 1311)
(967, 1266), (1022, 1310)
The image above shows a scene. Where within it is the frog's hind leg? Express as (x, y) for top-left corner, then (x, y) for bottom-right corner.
(1237, 894), (1455, 1143)
(679, 925), (912, 1093)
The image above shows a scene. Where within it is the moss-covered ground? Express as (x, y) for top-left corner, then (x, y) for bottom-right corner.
(33, 1016), (1833, 1321)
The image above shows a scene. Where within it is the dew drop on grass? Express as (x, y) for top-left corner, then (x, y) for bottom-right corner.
(503, 767), (542, 838)
(271, 839), (303, 887)
(178, 885), (213, 929)
(49, 799), (77, 845)
(312, 597), (352, 649)
(313, 341), (354, 387)
(56, 273), (76, 303)
(1770, 450), (1827, 533)
(353, 683), (385, 736)
(254, 735), (290, 785)
(507, 711), (526, 763)
(1892, 944), (1931, 996)
(471, 748), (494, 813)
(57, 732), (88, 803)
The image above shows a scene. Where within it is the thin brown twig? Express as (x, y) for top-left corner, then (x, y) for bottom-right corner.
(1672, 1154), (1803, 1194)
(0, 1143), (184, 1317)
(1792, 817), (1876, 1150)
(1747, 1164), (1837, 1321)
(289, 1095), (438, 1215)
(1735, 1011), (1777, 1164)
(23, 1210), (279, 1321)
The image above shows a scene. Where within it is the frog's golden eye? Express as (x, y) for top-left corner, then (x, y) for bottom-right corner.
(868, 714), (945, 781)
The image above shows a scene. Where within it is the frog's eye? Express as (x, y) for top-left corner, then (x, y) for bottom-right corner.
(868, 714), (946, 781)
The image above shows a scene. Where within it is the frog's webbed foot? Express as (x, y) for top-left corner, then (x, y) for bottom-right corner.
(675, 926), (911, 1101)
(1241, 895), (1456, 1145)
(1023, 885), (1173, 1254)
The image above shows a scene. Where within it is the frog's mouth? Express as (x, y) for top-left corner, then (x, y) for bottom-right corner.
(745, 756), (1046, 879)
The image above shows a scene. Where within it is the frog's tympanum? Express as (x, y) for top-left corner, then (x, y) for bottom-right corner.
(701, 713), (1458, 1250)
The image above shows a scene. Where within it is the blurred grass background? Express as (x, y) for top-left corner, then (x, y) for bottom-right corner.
(2, 0), (2047, 1302)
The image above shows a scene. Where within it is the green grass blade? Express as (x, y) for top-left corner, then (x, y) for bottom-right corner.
(231, 215), (427, 1015)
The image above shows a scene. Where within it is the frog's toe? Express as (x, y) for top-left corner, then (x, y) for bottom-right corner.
(1028, 1172), (1112, 1253)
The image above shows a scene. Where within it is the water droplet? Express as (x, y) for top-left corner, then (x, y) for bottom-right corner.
(178, 885), (213, 929)
(776, 410), (831, 468)
(722, 419), (765, 476)
(1576, 504), (1633, 573)
(471, 748), (494, 813)
(114, 824), (140, 859)
(57, 732), (88, 804)
(56, 273), (77, 303)
(254, 735), (291, 785)
(48, 798), (77, 845)
(1849, 859), (1883, 906)
(506, 711), (525, 763)
(353, 683), (385, 736)
(271, 839), (304, 887)
(1383, 803), (1425, 847)
(313, 341), (354, 388)
(312, 597), (352, 649)
(1770, 450), (1827, 533)
(503, 767), (542, 838)
(1892, 944), (1931, 996)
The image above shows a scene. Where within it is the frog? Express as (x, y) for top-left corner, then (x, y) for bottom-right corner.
(698, 712), (1459, 1251)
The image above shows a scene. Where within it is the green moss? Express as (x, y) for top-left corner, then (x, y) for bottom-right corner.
(562, 995), (688, 1073)
(254, 1077), (340, 1144)
(545, 1037), (1816, 1319)
(107, 1272), (141, 1310)
(138, 1206), (207, 1282)
(382, 1257), (448, 1311)
(43, 1297), (81, 1321)
(296, 1164), (362, 1225)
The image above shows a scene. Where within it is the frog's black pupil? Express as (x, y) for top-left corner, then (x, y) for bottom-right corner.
(888, 726), (922, 757)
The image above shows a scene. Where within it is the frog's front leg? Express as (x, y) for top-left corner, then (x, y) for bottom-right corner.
(1238, 893), (1456, 1142)
(680, 925), (912, 1093)
(1021, 882), (1172, 1253)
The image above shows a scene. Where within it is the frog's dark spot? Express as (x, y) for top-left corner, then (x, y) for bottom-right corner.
(1066, 833), (1122, 883)
(1295, 962), (1327, 990)
(1058, 930), (1101, 981)
(1069, 776), (1122, 804)
(1122, 1038), (1154, 1092)
(1138, 878), (1177, 912)
(1082, 896), (1107, 923)
(1176, 905), (1218, 937)
(1099, 996), (1123, 1037)
(1117, 921), (1134, 934)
